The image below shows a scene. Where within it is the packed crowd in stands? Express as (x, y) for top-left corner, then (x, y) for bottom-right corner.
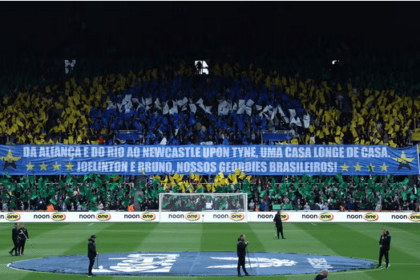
(0, 60), (419, 148)
(0, 173), (136, 212)
(0, 58), (420, 212)
(1, 173), (418, 212)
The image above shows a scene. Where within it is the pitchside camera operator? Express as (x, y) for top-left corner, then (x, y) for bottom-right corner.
(18, 224), (29, 255)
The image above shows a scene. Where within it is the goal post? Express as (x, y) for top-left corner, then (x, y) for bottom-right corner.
(159, 193), (248, 223)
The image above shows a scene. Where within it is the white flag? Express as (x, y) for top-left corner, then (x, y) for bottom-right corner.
(169, 104), (178, 115)
(160, 137), (167, 145)
(204, 106), (212, 114)
(106, 101), (116, 110)
(196, 98), (204, 106)
(289, 109), (296, 119)
(245, 106), (252, 116)
(132, 98), (140, 106)
(271, 107), (277, 120)
(277, 105), (286, 117)
(154, 98), (162, 110)
(163, 103), (170, 115)
(237, 106), (245, 115)
(303, 114), (310, 128)
(246, 99), (255, 107)
(189, 103), (197, 113)
(295, 117), (302, 127)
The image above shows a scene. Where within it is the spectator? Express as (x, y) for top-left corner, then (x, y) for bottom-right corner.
(259, 199), (266, 211)
(248, 199), (255, 211)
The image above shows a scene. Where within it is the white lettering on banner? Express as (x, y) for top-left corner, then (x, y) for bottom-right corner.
(25, 147), (82, 159)
(261, 147), (284, 158)
(176, 162), (217, 173)
(207, 257), (297, 268)
(219, 162), (267, 173)
(268, 162), (337, 173)
(307, 258), (333, 269)
(138, 162), (173, 173)
(360, 147), (388, 158)
(91, 147), (106, 158)
(203, 147), (230, 158)
(106, 147), (124, 158)
(77, 161), (129, 172)
(313, 147), (344, 158)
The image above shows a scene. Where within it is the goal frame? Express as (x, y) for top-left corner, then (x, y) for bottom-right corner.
(158, 192), (248, 213)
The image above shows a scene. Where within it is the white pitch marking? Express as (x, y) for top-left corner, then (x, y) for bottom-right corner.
(311, 223), (317, 226)
(88, 223), (94, 226)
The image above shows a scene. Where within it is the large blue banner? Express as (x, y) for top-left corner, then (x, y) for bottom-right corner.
(0, 145), (418, 176)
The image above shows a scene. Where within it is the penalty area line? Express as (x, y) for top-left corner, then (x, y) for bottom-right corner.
(311, 223), (317, 226)
(88, 223), (94, 226)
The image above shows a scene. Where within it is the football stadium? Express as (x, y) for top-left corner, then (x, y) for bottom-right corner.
(1, 2), (420, 280)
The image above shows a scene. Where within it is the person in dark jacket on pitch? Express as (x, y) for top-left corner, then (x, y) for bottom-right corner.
(273, 211), (285, 239)
(237, 234), (250, 277)
(9, 223), (20, 256)
(87, 235), (98, 277)
(377, 229), (391, 268)
(18, 224), (29, 255)
(314, 269), (328, 279)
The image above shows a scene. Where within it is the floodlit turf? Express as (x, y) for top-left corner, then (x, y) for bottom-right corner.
(1, 222), (419, 279)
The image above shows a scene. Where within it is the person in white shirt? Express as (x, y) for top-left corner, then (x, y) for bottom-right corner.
(249, 199), (255, 211)
(205, 199), (213, 210)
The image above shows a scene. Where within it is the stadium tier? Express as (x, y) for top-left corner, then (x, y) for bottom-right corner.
(0, 61), (419, 213)
(1, 61), (419, 147)
(1, 172), (418, 212)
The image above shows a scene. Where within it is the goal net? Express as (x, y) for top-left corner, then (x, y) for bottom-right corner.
(159, 193), (248, 212)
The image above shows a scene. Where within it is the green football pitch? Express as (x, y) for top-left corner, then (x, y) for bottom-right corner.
(1, 222), (419, 280)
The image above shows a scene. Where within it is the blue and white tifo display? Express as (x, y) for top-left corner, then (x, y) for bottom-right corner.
(8, 252), (376, 276)
(0, 144), (418, 175)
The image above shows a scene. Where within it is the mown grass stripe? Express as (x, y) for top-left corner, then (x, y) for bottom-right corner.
(200, 223), (265, 253)
(250, 222), (338, 255)
(385, 223), (420, 237)
(1, 222), (419, 280)
(0, 223), (83, 280)
(339, 223), (420, 264)
(138, 223), (203, 252)
(294, 223), (379, 280)
(63, 222), (160, 256)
